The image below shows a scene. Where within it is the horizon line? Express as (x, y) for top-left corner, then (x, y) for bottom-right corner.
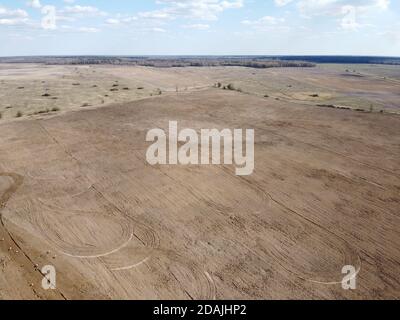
(1, 54), (400, 59)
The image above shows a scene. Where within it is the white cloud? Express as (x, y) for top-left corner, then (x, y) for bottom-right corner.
(241, 15), (289, 34)
(151, 27), (167, 33)
(79, 27), (100, 33)
(242, 16), (285, 26)
(27, 0), (42, 9)
(183, 23), (210, 30)
(0, 18), (28, 26)
(105, 18), (120, 25)
(138, 10), (173, 20)
(278, 0), (392, 31)
(0, 6), (29, 26)
(0, 7), (29, 18)
(56, 25), (100, 33)
(141, 0), (244, 21)
(61, 5), (106, 17)
(297, 0), (390, 17)
(381, 29), (400, 44)
(274, 0), (294, 6)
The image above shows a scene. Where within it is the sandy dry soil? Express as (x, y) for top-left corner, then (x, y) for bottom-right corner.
(0, 64), (400, 300)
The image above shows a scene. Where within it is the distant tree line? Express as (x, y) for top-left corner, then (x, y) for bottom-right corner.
(0, 56), (316, 69)
(1, 55), (399, 67)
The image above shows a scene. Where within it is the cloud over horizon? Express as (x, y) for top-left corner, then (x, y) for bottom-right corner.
(0, 0), (398, 56)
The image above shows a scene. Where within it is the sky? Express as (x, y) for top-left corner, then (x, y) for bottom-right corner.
(0, 0), (399, 56)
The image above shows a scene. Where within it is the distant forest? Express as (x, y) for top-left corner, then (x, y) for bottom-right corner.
(0, 55), (399, 68)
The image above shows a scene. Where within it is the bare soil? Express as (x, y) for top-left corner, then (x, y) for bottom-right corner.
(0, 64), (399, 299)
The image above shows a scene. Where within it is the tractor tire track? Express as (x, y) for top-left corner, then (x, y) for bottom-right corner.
(0, 172), (67, 300)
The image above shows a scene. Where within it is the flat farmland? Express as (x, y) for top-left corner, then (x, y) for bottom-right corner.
(0, 64), (400, 299)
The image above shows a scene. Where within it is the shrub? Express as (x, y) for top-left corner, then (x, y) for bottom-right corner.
(16, 111), (23, 118)
(227, 83), (235, 90)
(36, 109), (50, 114)
(52, 107), (60, 112)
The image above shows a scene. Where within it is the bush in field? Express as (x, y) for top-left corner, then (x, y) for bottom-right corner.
(35, 109), (50, 114)
(16, 111), (23, 118)
(227, 83), (235, 90)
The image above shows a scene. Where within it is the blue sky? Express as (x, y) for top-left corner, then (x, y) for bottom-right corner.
(0, 0), (399, 56)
